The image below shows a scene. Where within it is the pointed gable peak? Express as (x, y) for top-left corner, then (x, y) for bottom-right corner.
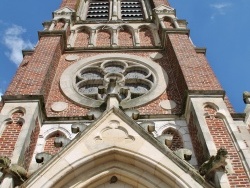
(53, 7), (75, 19)
(154, 5), (176, 15)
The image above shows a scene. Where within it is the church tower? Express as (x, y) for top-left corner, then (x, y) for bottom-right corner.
(0, 0), (250, 187)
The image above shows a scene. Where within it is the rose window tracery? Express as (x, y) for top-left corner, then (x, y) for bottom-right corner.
(75, 60), (153, 101)
(60, 54), (168, 108)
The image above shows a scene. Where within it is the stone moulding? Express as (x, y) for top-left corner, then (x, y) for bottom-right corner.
(60, 53), (168, 109)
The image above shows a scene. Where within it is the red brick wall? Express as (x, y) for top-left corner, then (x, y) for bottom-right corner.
(24, 118), (40, 170)
(75, 30), (89, 47)
(44, 133), (64, 155)
(118, 29), (133, 47)
(139, 27), (154, 46)
(96, 30), (111, 47)
(188, 113), (206, 165)
(163, 128), (183, 151)
(204, 105), (250, 187)
(6, 36), (62, 102)
(60, 0), (79, 10)
(0, 111), (23, 157)
(152, 0), (169, 8)
(167, 34), (222, 91)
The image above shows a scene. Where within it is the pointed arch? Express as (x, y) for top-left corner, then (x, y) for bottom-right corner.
(163, 16), (174, 29)
(118, 25), (134, 47)
(162, 127), (184, 151)
(54, 18), (65, 30)
(138, 26), (154, 46)
(26, 147), (200, 188)
(74, 26), (91, 47)
(0, 110), (24, 157)
(96, 28), (111, 47)
(43, 130), (67, 155)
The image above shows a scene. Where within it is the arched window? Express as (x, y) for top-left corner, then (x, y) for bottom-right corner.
(163, 17), (174, 28)
(54, 19), (65, 30)
(139, 26), (154, 46)
(163, 128), (183, 151)
(44, 131), (66, 155)
(75, 28), (90, 47)
(96, 30), (111, 47)
(118, 27), (133, 46)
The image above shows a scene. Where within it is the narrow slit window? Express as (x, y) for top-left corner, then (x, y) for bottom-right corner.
(121, 0), (144, 20)
(87, 1), (109, 21)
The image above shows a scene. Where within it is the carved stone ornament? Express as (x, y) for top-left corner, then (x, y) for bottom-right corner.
(65, 55), (79, 61)
(94, 120), (135, 143)
(159, 100), (176, 110)
(150, 52), (163, 60)
(51, 102), (68, 112)
(199, 148), (228, 180)
(0, 156), (28, 186)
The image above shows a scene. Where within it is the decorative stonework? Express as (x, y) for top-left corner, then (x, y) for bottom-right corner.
(150, 52), (163, 60)
(159, 100), (176, 110)
(60, 54), (168, 108)
(51, 102), (68, 112)
(65, 55), (79, 61)
(94, 120), (135, 143)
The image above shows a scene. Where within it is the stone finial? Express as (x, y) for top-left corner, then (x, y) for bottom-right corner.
(199, 148), (228, 180)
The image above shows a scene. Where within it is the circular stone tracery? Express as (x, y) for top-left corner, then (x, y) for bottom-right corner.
(60, 54), (168, 108)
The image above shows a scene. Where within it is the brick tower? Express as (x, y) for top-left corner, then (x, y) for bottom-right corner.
(0, 0), (250, 187)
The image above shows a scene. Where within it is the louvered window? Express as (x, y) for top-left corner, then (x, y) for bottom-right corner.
(121, 0), (144, 20)
(87, 1), (109, 21)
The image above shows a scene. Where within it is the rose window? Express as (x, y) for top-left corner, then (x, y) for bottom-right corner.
(75, 60), (153, 101)
(60, 54), (168, 108)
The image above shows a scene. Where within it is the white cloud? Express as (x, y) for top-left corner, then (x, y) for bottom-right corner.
(0, 92), (2, 101)
(3, 25), (34, 66)
(210, 3), (232, 19)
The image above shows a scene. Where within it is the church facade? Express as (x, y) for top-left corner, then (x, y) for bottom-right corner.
(0, 0), (250, 187)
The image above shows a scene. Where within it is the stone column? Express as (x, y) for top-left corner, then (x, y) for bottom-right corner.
(63, 20), (69, 30)
(49, 20), (56, 31)
(67, 30), (75, 47)
(117, 0), (121, 19)
(153, 28), (161, 46)
(140, 0), (148, 20)
(112, 0), (118, 20)
(134, 29), (140, 46)
(112, 29), (118, 47)
(82, 0), (89, 20)
(89, 29), (96, 47)
(173, 18), (180, 29)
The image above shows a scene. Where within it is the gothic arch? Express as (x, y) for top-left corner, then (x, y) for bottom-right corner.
(54, 18), (66, 30)
(28, 147), (198, 188)
(96, 27), (112, 47)
(118, 25), (134, 47)
(163, 16), (174, 28)
(138, 25), (154, 46)
(43, 130), (67, 155)
(74, 26), (91, 47)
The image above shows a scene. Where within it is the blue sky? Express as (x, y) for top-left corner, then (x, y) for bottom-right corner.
(0, 0), (249, 113)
